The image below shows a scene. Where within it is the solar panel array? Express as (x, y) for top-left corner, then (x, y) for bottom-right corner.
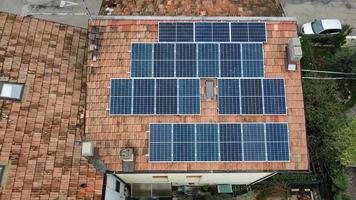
(131, 43), (264, 78)
(159, 22), (266, 42)
(218, 79), (286, 115)
(149, 123), (289, 162)
(110, 79), (200, 115)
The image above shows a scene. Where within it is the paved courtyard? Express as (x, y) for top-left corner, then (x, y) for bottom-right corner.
(0, 0), (102, 28)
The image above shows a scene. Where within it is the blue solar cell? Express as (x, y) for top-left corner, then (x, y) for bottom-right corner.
(219, 124), (241, 142)
(110, 97), (132, 114)
(240, 79), (262, 96)
(248, 23), (266, 42)
(220, 60), (241, 77)
(220, 43), (241, 60)
(156, 97), (177, 114)
(267, 142), (289, 161)
(212, 23), (230, 42)
(179, 97), (200, 114)
(111, 79), (132, 96)
(231, 23), (248, 42)
(195, 23), (212, 42)
(198, 60), (219, 77)
(153, 60), (175, 77)
(242, 124), (265, 142)
(241, 97), (263, 114)
(176, 61), (197, 77)
(242, 43), (263, 60)
(131, 60), (152, 77)
(154, 43), (174, 60)
(218, 79), (240, 96)
(196, 124), (218, 142)
(242, 60), (264, 77)
(176, 23), (194, 42)
(173, 143), (195, 161)
(264, 97), (286, 114)
(131, 43), (152, 60)
(218, 97), (240, 114)
(150, 124), (172, 142)
(197, 143), (219, 161)
(244, 142), (266, 161)
(176, 43), (196, 60)
(179, 79), (200, 96)
(156, 79), (177, 96)
(133, 79), (155, 96)
(263, 79), (285, 96)
(220, 142), (243, 161)
(266, 123), (288, 142)
(173, 124), (195, 142)
(133, 97), (155, 114)
(159, 23), (176, 42)
(198, 43), (219, 60)
(150, 143), (172, 161)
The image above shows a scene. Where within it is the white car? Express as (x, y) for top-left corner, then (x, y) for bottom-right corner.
(301, 19), (342, 35)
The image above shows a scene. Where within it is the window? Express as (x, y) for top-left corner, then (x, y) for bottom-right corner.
(115, 180), (121, 193)
(0, 165), (4, 184)
(0, 82), (24, 100)
(311, 20), (324, 34)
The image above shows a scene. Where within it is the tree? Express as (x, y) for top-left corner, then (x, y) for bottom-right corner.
(333, 47), (356, 74)
(332, 119), (356, 166)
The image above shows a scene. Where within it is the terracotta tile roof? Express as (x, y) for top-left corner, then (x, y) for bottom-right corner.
(100, 0), (284, 16)
(0, 12), (102, 199)
(86, 18), (309, 173)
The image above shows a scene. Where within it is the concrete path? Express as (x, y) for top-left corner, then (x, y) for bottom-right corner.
(0, 0), (102, 28)
(280, 0), (356, 35)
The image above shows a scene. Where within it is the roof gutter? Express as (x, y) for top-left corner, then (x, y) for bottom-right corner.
(91, 16), (297, 22)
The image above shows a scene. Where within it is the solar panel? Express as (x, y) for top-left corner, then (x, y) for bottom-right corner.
(218, 79), (240, 114)
(266, 123), (289, 161)
(248, 23), (266, 42)
(240, 79), (263, 114)
(220, 43), (241, 77)
(195, 23), (212, 42)
(231, 22), (266, 42)
(158, 23), (194, 42)
(131, 42), (263, 78)
(217, 79), (286, 115)
(242, 43), (264, 77)
(176, 43), (197, 77)
(149, 123), (289, 162)
(173, 124), (195, 161)
(158, 23), (176, 42)
(110, 79), (132, 114)
(176, 23), (194, 42)
(263, 79), (286, 114)
(156, 79), (178, 114)
(159, 22), (266, 42)
(198, 43), (219, 77)
(212, 23), (230, 42)
(154, 43), (175, 77)
(231, 23), (248, 42)
(109, 79), (200, 115)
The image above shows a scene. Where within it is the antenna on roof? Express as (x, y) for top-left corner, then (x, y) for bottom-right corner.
(82, 0), (93, 24)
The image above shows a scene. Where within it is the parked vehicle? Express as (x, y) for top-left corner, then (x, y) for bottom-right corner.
(300, 19), (342, 35)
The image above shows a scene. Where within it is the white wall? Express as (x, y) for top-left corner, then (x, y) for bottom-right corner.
(116, 172), (274, 185)
(105, 174), (126, 200)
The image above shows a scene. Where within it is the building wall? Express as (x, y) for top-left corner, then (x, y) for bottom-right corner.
(105, 174), (126, 200)
(116, 172), (274, 185)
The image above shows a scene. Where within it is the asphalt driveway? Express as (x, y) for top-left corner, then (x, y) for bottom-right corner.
(280, 0), (356, 35)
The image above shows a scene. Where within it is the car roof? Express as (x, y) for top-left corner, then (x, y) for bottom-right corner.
(321, 19), (342, 30)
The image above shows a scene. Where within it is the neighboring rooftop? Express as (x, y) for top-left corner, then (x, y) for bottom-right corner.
(100, 0), (284, 16)
(0, 12), (102, 199)
(85, 16), (308, 172)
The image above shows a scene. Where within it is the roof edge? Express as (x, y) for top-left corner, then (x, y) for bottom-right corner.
(90, 16), (297, 21)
